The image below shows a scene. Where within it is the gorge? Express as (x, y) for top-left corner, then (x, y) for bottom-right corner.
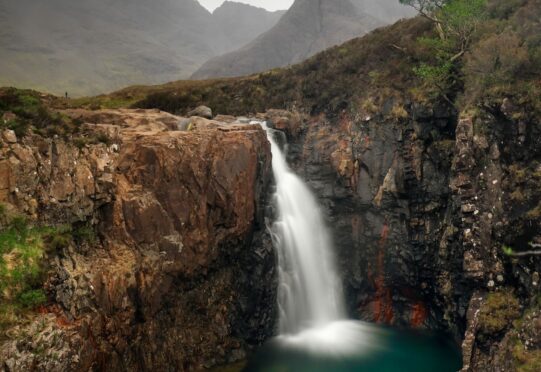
(1, 0), (541, 371)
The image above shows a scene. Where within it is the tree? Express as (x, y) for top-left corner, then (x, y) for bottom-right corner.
(400, 0), (488, 100)
(400, 0), (448, 39)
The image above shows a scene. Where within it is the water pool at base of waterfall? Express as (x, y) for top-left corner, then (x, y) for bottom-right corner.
(244, 320), (462, 372)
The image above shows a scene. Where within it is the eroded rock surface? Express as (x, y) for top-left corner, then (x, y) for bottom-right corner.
(0, 109), (276, 371)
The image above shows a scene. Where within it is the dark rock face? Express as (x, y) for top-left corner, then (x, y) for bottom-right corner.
(0, 111), (276, 371)
(263, 99), (541, 371)
(266, 105), (457, 329)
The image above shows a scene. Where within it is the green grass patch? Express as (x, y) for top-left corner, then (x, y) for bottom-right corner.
(0, 87), (81, 138)
(0, 212), (80, 335)
(0, 216), (50, 305)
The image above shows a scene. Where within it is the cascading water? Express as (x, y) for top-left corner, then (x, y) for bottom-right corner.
(263, 123), (345, 334)
(247, 121), (462, 371)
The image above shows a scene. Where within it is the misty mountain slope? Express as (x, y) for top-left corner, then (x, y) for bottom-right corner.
(212, 1), (285, 52)
(0, 0), (283, 97)
(350, 0), (417, 23)
(192, 0), (384, 79)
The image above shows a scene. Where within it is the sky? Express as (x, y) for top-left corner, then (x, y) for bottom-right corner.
(198, 0), (294, 12)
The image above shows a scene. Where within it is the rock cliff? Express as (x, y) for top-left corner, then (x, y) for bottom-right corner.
(259, 98), (541, 371)
(0, 109), (276, 371)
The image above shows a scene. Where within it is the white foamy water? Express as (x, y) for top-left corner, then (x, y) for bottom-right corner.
(256, 121), (346, 336)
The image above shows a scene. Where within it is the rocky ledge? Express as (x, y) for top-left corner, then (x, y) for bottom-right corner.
(0, 109), (276, 371)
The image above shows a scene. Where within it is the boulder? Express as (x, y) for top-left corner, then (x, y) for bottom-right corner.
(188, 105), (213, 119)
(2, 129), (17, 143)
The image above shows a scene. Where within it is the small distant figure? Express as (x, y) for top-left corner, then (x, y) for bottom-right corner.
(65, 92), (68, 99)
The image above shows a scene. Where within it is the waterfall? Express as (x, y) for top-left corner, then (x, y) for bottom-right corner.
(259, 121), (345, 335)
(245, 121), (463, 369)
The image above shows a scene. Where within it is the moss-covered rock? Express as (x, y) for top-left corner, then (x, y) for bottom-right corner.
(478, 289), (521, 338)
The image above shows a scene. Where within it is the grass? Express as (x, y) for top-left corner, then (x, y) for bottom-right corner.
(0, 87), (80, 138)
(0, 208), (92, 336)
(0, 215), (49, 303)
(0, 216), (49, 336)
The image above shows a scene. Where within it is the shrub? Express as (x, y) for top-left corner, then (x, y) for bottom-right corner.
(464, 32), (530, 100)
(96, 132), (111, 145)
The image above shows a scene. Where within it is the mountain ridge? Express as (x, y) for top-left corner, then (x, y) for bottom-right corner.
(0, 0), (283, 97)
(191, 0), (414, 79)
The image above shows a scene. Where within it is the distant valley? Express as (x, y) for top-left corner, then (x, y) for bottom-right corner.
(0, 0), (284, 96)
(0, 0), (414, 96)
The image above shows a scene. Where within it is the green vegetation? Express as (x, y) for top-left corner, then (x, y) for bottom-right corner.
(73, 131), (112, 149)
(463, 0), (541, 113)
(0, 212), (49, 335)
(478, 289), (521, 338)
(400, 0), (540, 116)
(403, 0), (488, 101)
(0, 207), (97, 336)
(0, 87), (80, 138)
(511, 297), (541, 372)
(513, 339), (541, 372)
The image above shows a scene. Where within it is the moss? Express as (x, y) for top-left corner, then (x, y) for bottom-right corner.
(18, 289), (47, 309)
(510, 189), (527, 202)
(478, 289), (521, 337)
(526, 203), (541, 220)
(512, 338), (541, 372)
(72, 223), (97, 245)
(508, 165), (529, 184)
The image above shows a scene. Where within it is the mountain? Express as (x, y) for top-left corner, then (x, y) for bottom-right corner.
(0, 0), (283, 97)
(191, 0), (412, 79)
(350, 0), (417, 23)
(212, 1), (286, 52)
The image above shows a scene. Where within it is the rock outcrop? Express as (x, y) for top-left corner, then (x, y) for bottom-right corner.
(0, 109), (276, 371)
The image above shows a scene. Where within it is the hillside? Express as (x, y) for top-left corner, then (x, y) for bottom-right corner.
(191, 0), (414, 79)
(0, 0), (283, 97)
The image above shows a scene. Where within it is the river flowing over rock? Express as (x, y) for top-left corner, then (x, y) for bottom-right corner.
(0, 109), (276, 371)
